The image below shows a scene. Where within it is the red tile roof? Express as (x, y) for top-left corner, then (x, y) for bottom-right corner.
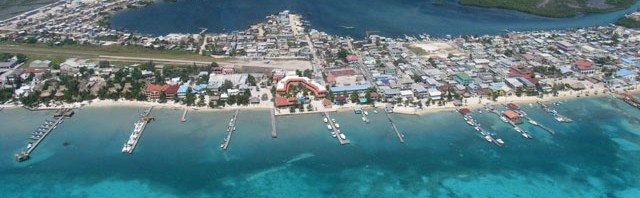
(275, 96), (291, 107)
(146, 84), (169, 92)
(165, 85), (179, 94)
(346, 55), (358, 62)
(575, 60), (594, 70)
(503, 110), (519, 119)
(330, 69), (356, 76)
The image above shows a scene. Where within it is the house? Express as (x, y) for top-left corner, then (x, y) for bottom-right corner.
(334, 95), (348, 104)
(177, 84), (190, 99)
(502, 110), (523, 124)
(572, 60), (596, 75)
(427, 88), (442, 100)
(454, 73), (473, 86)
(555, 41), (575, 51)
(0, 59), (18, 70)
(145, 84), (169, 100)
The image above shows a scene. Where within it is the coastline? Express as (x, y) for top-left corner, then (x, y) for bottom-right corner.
(3, 85), (638, 117)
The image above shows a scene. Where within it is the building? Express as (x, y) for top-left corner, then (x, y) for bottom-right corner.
(572, 60), (596, 75)
(555, 41), (575, 51)
(177, 84), (190, 99)
(0, 59), (17, 70)
(276, 75), (327, 97)
(454, 73), (473, 86)
(145, 84), (179, 101)
(502, 110), (522, 124)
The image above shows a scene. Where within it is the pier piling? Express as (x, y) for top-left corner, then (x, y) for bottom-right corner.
(323, 112), (350, 145)
(181, 108), (188, 122)
(270, 108), (277, 138)
(384, 111), (404, 143)
(222, 110), (239, 151)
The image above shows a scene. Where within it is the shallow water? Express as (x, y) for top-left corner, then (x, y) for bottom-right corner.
(1, 96), (639, 197)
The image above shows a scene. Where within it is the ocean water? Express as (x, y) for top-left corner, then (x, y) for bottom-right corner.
(109, 0), (640, 38)
(1, 96), (640, 197)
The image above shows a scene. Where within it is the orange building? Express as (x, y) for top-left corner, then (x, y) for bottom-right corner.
(276, 76), (327, 97)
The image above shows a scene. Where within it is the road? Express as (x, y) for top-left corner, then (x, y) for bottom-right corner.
(0, 46), (98, 59)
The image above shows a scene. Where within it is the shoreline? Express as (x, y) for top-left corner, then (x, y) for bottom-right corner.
(3, 87), (638, 116)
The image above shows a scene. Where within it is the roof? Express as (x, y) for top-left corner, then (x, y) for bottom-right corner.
(329, 69), (356, 76)
(165, 85), (179, 94)
(178, 85), (190, 93)
(346, 55), (358, 62)
(329, 84), (371, 92)
(574, 60), (594, 70)
(275, 96), (291, 107)
(334, 95), (348, 101)
(617, 69), (636, 77)
(146, 84), (169, 92)
(454, 73), (472, 81)
(503, 110), (519, 119)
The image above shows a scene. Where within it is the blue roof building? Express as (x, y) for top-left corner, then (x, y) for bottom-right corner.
(177, 85), (190, 98)
(329, 84), (371, 93)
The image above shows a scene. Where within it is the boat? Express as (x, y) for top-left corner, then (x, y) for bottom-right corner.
(474, 127), (481, 132)
(496, 138), (505, 145)
(373, 110), (378, 113)
(323, 117), (328, 123)
(364, 111), (369, 116)
(466, 120), (474, 126)
(339, 133), (346, 140)
(522, 132), (532, 139)
(27, 142), (33, 149)
(500, 116), (508, 123)
(484, 135), (492, 142)
(331, 132), (337, 138)
(331, 118), (336, 123)
(514, 127), (523, 133)
(335, 123), (340, 128)
(528, 120), (538, 125)
(362, 117), (366, 122)
(327, 124), (332, 130)
(220, 144), (224, 148)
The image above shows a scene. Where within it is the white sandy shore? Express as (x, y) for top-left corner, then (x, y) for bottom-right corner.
(2, 86), (639, 116)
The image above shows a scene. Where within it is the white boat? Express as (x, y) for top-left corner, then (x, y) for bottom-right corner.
(331, 132), (337, 138)
(364, 111), (369, 116)
(500, 116), (508, 123)
(323, 117), (328, 123)
(514, 127), (523, 133)
(220, 144), (224, 148)
(327, 124), (332, 130)
(484, 135), (492, 142)
(331, 118), (336, 123)
(373, 110), (378, 113)
(339, 133), (346, 140)
(529, 120), (538, 125)
(496, 138), (505, 144)
(522, 133), (532, 138)
(335, 123), (340, 128)
(362, 117), (366, 122)
(466, 120), (474, 126)
(27, 143), (33, 149)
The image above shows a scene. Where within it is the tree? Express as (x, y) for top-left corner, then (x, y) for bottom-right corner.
(98, 60), (111, 68)
(350, 91), (359, 103)
(197, 94), (206, 107)
(303, 69), (313, 78)
(247, 74), (257, 86)
(337, 48), (349, 62)
(211, 62), (219, 67)
(185, 93), (196, 106)
(412, 74), (422, 83)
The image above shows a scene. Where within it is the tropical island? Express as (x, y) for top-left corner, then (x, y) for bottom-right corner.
(458, 0), (638, 17)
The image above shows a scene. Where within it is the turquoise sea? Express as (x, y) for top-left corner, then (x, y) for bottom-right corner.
(1, 96), (640, 197)
(109, 0), (640, 38)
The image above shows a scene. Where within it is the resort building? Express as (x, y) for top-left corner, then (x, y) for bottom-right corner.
(145, 84), (179, 101)
(276, 75), (327, 97)
(454, 73), (473, 86)
(572, 60), (597, 75)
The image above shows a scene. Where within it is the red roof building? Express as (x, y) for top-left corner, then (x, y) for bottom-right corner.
(572, 60), (596, 75)
(503, 110), (523, 124)
(346, 55), (358, 62)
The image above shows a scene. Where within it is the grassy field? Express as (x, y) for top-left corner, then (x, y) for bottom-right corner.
(458, 0), (637, 18)
(0, 43), (233, 62)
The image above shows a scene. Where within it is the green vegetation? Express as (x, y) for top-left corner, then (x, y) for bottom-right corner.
(0, 43), (233, 63)
(615, 16), (640, 28)
(459, 0), (637, 18)
(403, 44), (428, 56)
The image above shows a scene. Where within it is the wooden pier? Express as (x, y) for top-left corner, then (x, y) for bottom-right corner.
(270, 108), (277, 138)
(16, 116), (65, 161)
(537, 101), (573, 123)
(181, 108), (188, 122)
(459, 111), (503, 147)
(122, 106), (154, 154)
(221, 110), (239, 150)
(323, 112), (350, 145)
(384, 111), (405, 143)
(518, 111), (555, 135)
(485, 105), (532, 139)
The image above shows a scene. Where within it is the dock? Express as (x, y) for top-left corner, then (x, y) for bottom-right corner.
(270, 108), (277, 138)
(517, 110), (555, 135)
(121, 106), (154, 154)
(15, 116), (65, 161)
(537, 101), (573, 123)
(384, 111), (405, 143)
(181, 108), (188, 122)
(458, 109), (504, 147)
(221, 110), (239, 150)
(485, 105), (533, 139)
(323, 112), (350, 145)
